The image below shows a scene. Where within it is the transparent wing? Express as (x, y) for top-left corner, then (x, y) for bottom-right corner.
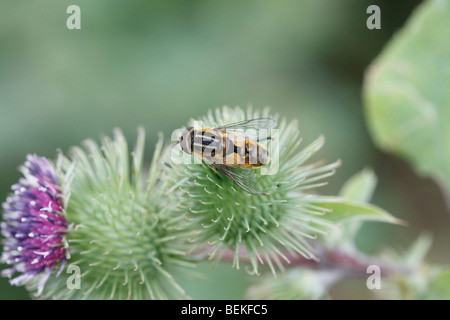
(215, 118), (277, 142)
(215, 118), (277, 131)
(215, 164), (266, 195)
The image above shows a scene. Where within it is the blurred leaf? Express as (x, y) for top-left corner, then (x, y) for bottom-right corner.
(324, 169), (379, 249)
(402, 233), (433, 266)
(246, 269), (338, 300)
(364, 0), (450, 198)
(376, 234), (434, 300)
(321, 201), (403, 225)
(426, 269), (450, 300)
(339, 168), (378, 203)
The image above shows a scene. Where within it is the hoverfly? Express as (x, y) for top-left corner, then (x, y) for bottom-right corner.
(178, 118), (277, 195)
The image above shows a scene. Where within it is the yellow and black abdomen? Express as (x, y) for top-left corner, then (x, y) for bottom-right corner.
(244, 139), (268, 168)
(222, 132), (268, 168)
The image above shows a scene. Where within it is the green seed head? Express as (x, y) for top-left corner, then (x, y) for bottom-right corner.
(170, 106), (340, 275)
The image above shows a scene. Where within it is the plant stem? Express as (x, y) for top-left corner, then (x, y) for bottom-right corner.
(213, 245), (412, 278)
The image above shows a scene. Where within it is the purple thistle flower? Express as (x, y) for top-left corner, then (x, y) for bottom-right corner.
(1, 155), (68, 294)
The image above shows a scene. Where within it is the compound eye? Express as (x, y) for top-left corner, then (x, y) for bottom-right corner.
(179, 128), (195, 154)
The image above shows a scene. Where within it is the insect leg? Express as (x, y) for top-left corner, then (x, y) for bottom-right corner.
(256, 137), (272, 142)
(211, 162), (222, 180)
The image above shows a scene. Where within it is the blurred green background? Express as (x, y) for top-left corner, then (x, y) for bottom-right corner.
(2, 0), (449, 300)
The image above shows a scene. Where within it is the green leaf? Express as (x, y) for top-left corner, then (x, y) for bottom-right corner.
(363, 0), (450, 198)
(324, 169), (378, 247)
(339, 168), (378, 203)
(246, 268), (334, 300)
(402, 233), (433, 266)
(321, 169), (399, 248)
(320, 201), (404, 225)
(426, 269), (450, 300)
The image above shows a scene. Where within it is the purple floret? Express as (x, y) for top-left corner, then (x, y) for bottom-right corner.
(1, 155), (68, 294)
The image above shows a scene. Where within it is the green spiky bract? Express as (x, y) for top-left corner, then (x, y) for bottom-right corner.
(171, 106), (341, 275)
(27, 128), (193, 299)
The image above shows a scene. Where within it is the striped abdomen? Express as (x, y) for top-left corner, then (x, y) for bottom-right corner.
(179, 128), (268, 167)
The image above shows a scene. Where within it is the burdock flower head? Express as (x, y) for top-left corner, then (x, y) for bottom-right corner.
(1, 155), (68, 295)
(2, 129), (193, 299)
(170, 106), (341, 275)
(34, 128), (192, 299)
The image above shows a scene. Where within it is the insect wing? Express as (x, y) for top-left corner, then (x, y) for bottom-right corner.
(215, 118), (277, 131)
(215, 164), (265, 195)
(215, 118), (277, 142)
